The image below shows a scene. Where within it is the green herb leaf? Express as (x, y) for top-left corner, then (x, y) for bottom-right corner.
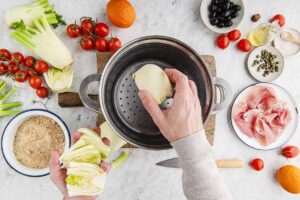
(9, 20), (26, 30)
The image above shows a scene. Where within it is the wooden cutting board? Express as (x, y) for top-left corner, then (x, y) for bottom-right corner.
(96, 52), (216, 147)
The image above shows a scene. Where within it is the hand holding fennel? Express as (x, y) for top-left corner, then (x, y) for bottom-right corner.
(50, 122), (128, 198)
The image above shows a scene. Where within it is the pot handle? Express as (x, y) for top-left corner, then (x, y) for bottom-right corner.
(211, 77), (232, 115)
(79, 73), (102, 113)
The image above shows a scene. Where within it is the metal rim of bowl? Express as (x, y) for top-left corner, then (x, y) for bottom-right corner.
(1, 109), (71, 177)
(228, 82), (298, 151)
(247, 45), (285, 82)
(200, 0), (245, 34)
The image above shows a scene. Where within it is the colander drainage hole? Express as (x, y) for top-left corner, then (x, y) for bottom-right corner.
(123, 111), (126, 113)
(121, 104), (123, 107)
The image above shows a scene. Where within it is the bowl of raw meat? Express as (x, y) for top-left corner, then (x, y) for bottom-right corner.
(230, 83), (298, 150)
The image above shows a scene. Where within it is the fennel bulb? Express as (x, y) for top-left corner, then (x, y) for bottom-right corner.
(11, 14), (73, 69)
(5, 0), (65, 29)
(65, 162), (107, 197)
(44, 66), (74, 93)
(132, 64), (174, 104)
(100, 121), (126, 153)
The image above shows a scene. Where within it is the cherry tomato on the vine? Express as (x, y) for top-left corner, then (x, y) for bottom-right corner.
(8, 63), (19, 74)
(0, 49), (11, 61)
(36, 87), (49, 98)
(24, 56), (36, 68)
(95, 38), (108, 52)
(80, 37), (94, 50)
(35, 60), (49, 73)
(14, 70), (28, 82)
(107, 38), (122, 51)
(67, 24), (81, 38)
(29, 76), (43, 89)
(27, 68), (38, 77)
(81, 18), (94, 35)
(11, 52), (24, 65)
(0, 63), (8, 75)
(94, 23), (110, 37)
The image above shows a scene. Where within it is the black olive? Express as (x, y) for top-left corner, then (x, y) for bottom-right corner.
(232, 5), (241, 11)
(209, 12), (217, 19)
(210, 18), (219, 25)
(224, 20), (233, 27)
(231, 11), (239, 18)
(216, 21), (224, 28)
(221, 10), (231, 17)
(221, 2), (231, 10)
(224, 16), (232, 21)
(212, 0), (224, 4)
(209, 4), (218, 12)
(216, 7), (222, 13)
(229, 2), (234, 8)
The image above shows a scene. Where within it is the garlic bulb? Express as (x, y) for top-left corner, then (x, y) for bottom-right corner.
(132, 64), (173, 104)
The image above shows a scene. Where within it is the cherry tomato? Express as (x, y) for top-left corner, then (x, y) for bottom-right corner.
(94, 23), (110, 37)
(0, 63), (8, 75)
(35, 60), (49, 73)
(27, 68), (38, 77)
(81, 18), (94, 35)
(0, 49), (11, 61)
(228, 29), (241, 41)
(250, 158), (264, 171)
(95, 38), (108, 52)
(36, 87), (49, 98)
(11, 52), (24, 65)
(80, 37), (94, 50)
(24, 56), (35, 68)
(271, 14), (285, 27)
(14, 70), (28, 82)
(237, 39), (252, 52)
(8, 63), (19, 74)
(282, 146), (299, 158)
(216, 35), (230, 50)
(67, 24), (81, 38)
(29, 76), (43, 89)
(107, 38), (122, 51)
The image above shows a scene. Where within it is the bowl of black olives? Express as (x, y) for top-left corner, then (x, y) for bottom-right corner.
(200, 0), (244, 33)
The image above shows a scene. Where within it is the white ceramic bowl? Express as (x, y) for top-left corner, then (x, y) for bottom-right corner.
(247, 45), (284, 82)
(200, 0), (245, 34)
(1, 109), (71, 177)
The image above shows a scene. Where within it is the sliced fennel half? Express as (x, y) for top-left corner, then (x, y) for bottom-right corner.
(44, 66), (74, 93)
(100, 121), (127, 153)
(11, 14), (73, 69)
(66, 162), (106, 197)
(5, 0), (65, 29)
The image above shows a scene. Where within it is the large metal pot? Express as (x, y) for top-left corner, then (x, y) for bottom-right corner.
(79, 36), (232, 150)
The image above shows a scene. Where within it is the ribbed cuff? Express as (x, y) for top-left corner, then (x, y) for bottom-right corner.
(172, 129), (211, 156)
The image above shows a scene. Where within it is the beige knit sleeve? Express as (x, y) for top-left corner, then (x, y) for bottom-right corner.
(171, 130), (232, 200)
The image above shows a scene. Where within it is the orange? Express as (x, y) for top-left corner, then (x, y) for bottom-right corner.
(107, 0), (136, 28)
(276, 165), (300, 194)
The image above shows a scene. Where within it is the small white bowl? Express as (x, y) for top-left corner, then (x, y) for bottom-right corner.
(1, 109), (71, 177)
(247, 45), (284, 82)
(200, 0), (245, 34)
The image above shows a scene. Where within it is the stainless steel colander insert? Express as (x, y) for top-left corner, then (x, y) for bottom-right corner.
(80, 36), (232, 150)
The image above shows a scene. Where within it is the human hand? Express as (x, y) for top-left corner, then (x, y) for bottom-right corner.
(49, 132), (97, 200)
(138, 68), (203, 142)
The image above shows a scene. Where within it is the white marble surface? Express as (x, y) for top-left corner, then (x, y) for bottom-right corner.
(1, 0), (300, 199)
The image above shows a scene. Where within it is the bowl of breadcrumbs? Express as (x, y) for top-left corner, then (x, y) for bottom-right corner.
(1, 109), (71, 177)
